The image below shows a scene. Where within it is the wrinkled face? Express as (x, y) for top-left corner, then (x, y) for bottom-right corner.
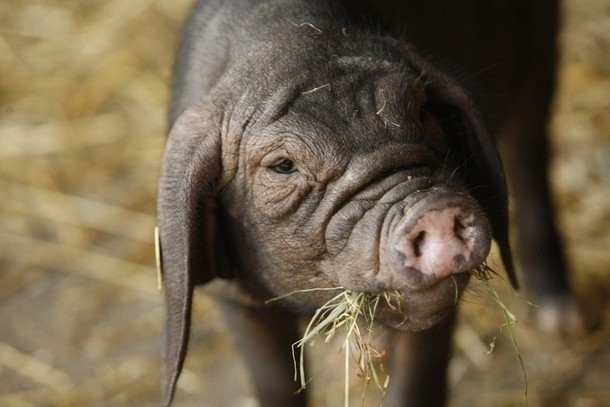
(218, 66), (492, 330)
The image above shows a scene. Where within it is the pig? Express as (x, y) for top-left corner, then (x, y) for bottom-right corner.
(157, 0), (582, 405)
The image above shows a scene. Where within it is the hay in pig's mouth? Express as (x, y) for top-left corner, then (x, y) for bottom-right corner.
(268, 288), (402, 405)
(471, 263), (530, 406)
(267, 265), (529, 406)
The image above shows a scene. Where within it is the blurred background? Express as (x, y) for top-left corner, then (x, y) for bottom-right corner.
(0, 0), (608, 406)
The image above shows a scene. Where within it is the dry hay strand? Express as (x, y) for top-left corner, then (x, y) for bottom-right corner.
(269, 288), (400, 407)
(472, 263), (532, 407)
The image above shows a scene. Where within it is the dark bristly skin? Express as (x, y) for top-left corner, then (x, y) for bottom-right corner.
(158, 0), (580, 406)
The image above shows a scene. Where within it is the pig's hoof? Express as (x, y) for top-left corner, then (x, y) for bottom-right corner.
(531, 294), (588, 338)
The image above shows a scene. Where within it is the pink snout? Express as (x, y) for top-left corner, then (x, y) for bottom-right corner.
(392, 193), (491, 286)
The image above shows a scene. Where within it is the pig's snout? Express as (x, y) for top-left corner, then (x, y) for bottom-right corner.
(392, 193), (491, 286)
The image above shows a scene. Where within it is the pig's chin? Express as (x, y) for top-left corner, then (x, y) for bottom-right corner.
(373, 272), (470, 331)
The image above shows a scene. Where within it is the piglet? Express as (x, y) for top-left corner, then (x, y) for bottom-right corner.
(157, 0), (579, 405)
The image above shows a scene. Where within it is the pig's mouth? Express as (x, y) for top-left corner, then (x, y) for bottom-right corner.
(281, 270), (471, 333)
(372, 271), (471, 331)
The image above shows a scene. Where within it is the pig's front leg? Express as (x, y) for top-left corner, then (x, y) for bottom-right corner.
(384, 310), (456, 407)
(498, 2), (586, 337)
(503, 112), (586, 337)
(218, 301), (307, 407)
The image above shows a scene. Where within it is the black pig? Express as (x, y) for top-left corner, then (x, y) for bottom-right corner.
(157, 0), (580, 405)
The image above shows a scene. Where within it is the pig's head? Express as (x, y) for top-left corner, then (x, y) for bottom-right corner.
(158, 33), (515, 402)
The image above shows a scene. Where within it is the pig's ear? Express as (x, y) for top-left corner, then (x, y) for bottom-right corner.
(157, 103), (222, 406)
(407, 52), (517, 288)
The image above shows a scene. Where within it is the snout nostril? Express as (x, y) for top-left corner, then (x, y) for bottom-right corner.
(453, 216), (467, 243)
(412, 231), (425, 257)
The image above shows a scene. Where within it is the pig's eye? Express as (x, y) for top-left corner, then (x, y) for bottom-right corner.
(269, 159), (297, 174)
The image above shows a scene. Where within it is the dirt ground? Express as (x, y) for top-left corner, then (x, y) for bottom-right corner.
(0, 0), (608, 406)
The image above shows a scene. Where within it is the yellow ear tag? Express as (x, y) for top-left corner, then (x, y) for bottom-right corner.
(154, 225), (163, 291)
